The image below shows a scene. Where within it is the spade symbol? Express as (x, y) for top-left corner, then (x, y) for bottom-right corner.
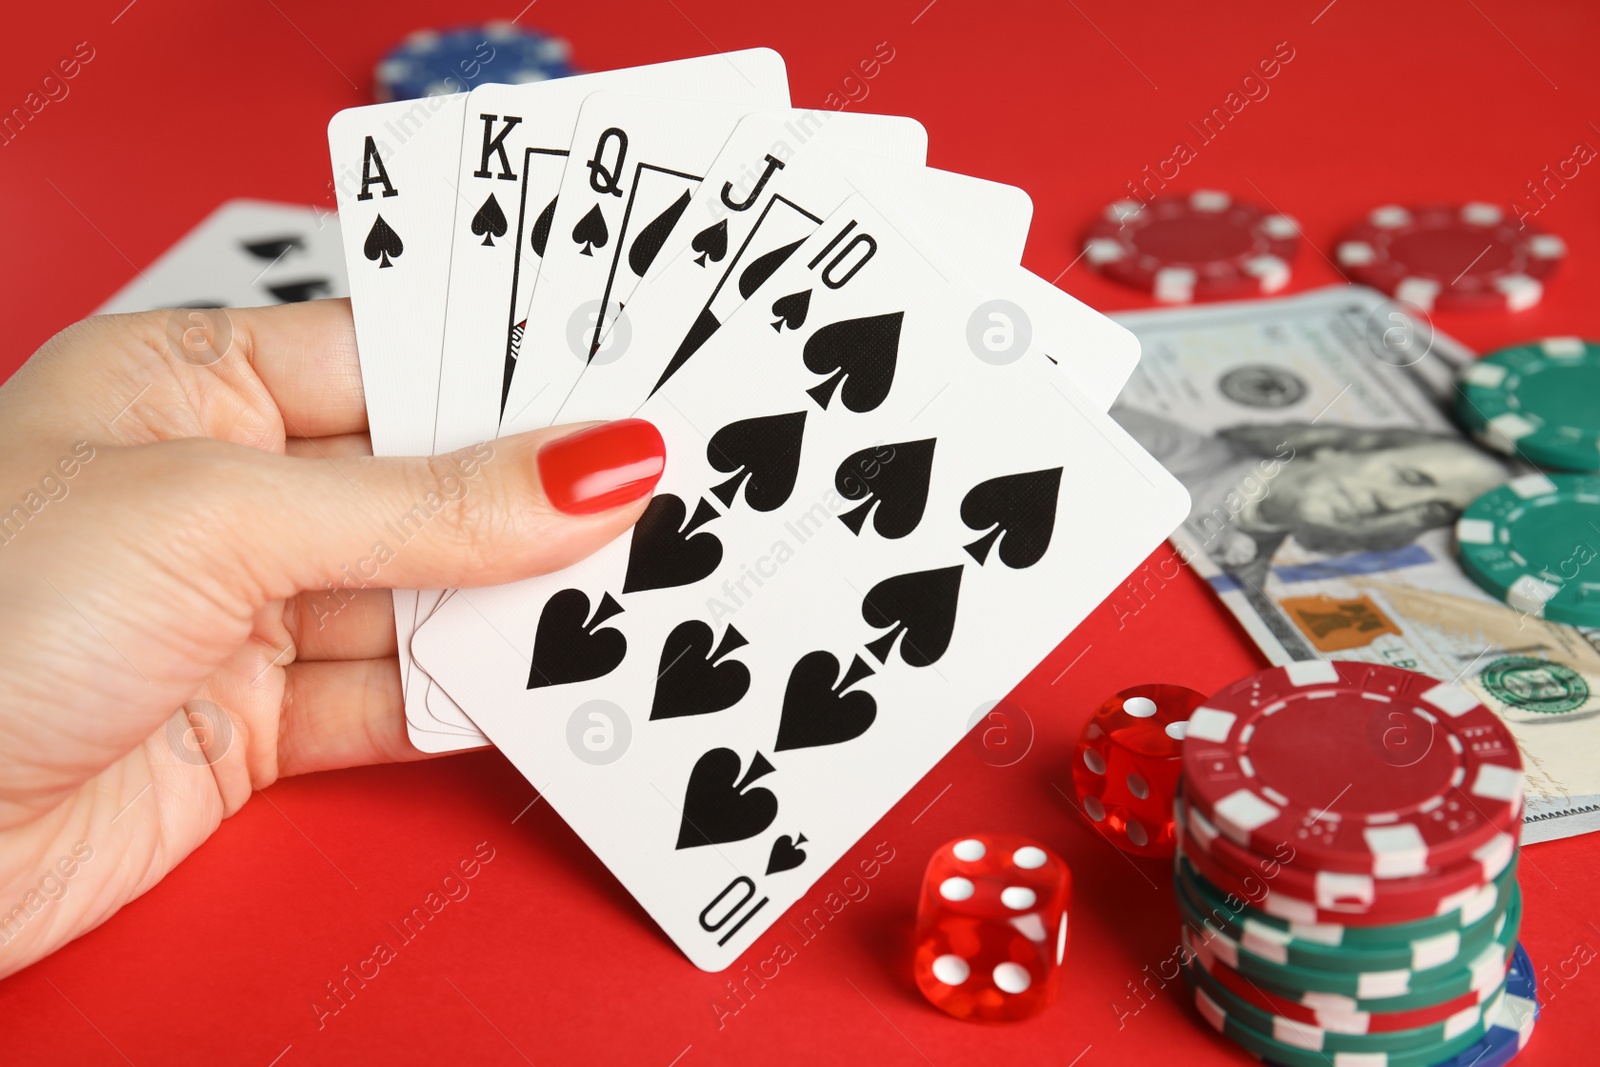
(530, 196), (557, 258)
(265, 278), (332, 304)
(775, 652), (877, 752)
(738, 238), (806, 298)
(835, 438), (936, 539)
(706, 412), (806, 512)
(692, 219), (728, 267)
(770, 289), (812, 333)
(526, 589), (627, 689)
(651, 622), (750, 720)
(676, 749), (779, 849)
(241, 235), (303, 262)
(803, 312), (902, 412)
(861, 565), (963, 667)
(363, 215), (404, 268)
(765, 833), (809, 875)
(622, 494), (723, 593)
(960, 468), (1063, 569)
(472, 193), (509, 246)
(572, 203), (609, 256)
(629, 189), (692, 277)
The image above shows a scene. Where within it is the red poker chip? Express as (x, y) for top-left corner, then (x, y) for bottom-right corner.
(1335, 203), (1565, 312)
(1182, 662), (1523, 879)
(1081, 190), (1301, 303)
(1182, 798), (1516, 921)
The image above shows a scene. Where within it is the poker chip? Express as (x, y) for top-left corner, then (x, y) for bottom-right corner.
(1081, 190), (1300, 303)
(1176, 852), (1516, 974)
(1182, 797), (1517, 921)
(1456, 473), (1600, 628)
(1335, 203), (1565, 312)
(1182, 662), (1525, 879)
(1179, 884), (1519, 1005)
(1457, 338), (1600, 471)
(374, 23), (575, 102)
(1189, 977), (1501, 1067)
(1182, 954), (1501, 1055)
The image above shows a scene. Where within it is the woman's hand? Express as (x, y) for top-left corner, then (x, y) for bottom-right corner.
(0, 299), (663, 977)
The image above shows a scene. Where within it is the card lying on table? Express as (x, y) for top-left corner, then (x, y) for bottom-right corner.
(328, 49), (1187, 970)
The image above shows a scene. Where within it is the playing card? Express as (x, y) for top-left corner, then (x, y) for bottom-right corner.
(413, 52), (791, 745)
(423, 103), (929, 741)
(411, 192), (1188, 969)
(498, 92), (915, 435)
(94, 199), (347, 314)
(327, 91), (473, 747)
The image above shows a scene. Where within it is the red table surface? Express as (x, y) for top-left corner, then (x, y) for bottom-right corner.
(3, 1), (1598, 1063)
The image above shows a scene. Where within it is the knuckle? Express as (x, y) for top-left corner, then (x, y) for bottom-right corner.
(414, 450), (511, 570)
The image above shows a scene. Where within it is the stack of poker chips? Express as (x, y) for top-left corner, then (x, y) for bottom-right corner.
(1453, 338), (1600, 629)
(1174, 662), (1539, 1067)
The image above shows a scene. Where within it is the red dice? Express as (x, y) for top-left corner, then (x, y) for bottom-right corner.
(913, 834), (1071, 1022)
(1070, 683), (1205, 859)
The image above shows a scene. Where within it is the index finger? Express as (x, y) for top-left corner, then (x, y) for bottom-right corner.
(226, 298), (370, 438)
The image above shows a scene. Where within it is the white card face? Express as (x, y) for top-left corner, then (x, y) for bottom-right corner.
(94, 199), (348, 315)
(327, 92), (471, 719)
(556, 120), (1050, 424)
(411, 194), (1189, 970)
(433, 48), (791, 456)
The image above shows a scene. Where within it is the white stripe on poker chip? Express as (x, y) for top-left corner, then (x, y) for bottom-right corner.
(1337, 240), (1376, 266)
(1195, 986), (1227, 1032)
(1497, 275), (1543, 311)
(1464, 362), (1509, 387)
(1355, 968), (1413, 999)
(1371, 205), (1411, 227)
(1397, 276), (1441, 310)
(1510, 472), (1557, 497)
(1472, 764), (1525, 805)
(1419, 682), (1479, 717)
(1263, 215), (1299, 239)
(1364, 823), (1428, 878)
(1247, 255), (1290, 292)
(1543, 336), (1584, 355)
(1530, 234), (1567, 258)
(1413, 931), (1462, 971)
(1460, 882), (1499, 926)
(1106, 199), (1145, 223)
(1271, 1016), (1325, 1050)
(1301, 990), (1361, 1012)
(1287, 921), (1343, 947)
(1464, 202), (1505, 225)
(1488, 412), (1538, 445)
(1444, 1000), (1485, 1040)
(1191, 190), (1231, 211)
(1185, 706), (1236, 742)
(1508, 574), (1559, 615)
(1474, 833), (1517, 876)
(1186, 803), (1222, 849)
(1214, 789), (1281, 837)
(1313, 869), (1376, 910)
(1261, 891), (1318, 923)
(1287, 660), (1341, 685)
(1502, 992), (1537, 1042)
(1084, 237), (1126, 264)
(1242, 925), (1291, 965)
(1155, 266), (1197, 303)
(1315, 1011), (1374, 1035)
(1456, 517), (1495, 544)
(1468, 942), (1507, 992)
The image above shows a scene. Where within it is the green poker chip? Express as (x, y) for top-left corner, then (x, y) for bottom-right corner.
(1178, 879), (1521, 1008)
(1176, 857), (1516, 975)
(1182, 955), (1500, 1055)
(1457, 338), (1600, 471)
(1176, 854), (1519, 950)
(1187, 972), (1502, 1067)
(1456, 473), (1600, 628)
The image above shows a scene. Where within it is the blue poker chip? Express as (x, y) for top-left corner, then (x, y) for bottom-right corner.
(374, 22), (575, 102)
(1420, 941), (1538, 1067)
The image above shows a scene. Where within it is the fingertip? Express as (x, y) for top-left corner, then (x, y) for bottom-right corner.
(535, 418), (666, 516)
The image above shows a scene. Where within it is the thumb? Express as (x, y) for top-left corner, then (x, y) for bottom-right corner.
(213, 418), (665, 598)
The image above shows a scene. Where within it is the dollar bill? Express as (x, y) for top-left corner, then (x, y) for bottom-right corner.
(1112, 285), (1600, 844)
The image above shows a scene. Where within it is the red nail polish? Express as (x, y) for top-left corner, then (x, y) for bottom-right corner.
(538, 419), (666, 515)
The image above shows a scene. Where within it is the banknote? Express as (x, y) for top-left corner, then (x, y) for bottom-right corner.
(1112, 285), (1600, 844)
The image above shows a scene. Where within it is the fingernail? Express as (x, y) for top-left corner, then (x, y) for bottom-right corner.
(538, 419), (666, 515)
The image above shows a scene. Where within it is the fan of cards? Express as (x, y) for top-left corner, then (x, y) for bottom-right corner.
(326, 47), (1189, 971)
